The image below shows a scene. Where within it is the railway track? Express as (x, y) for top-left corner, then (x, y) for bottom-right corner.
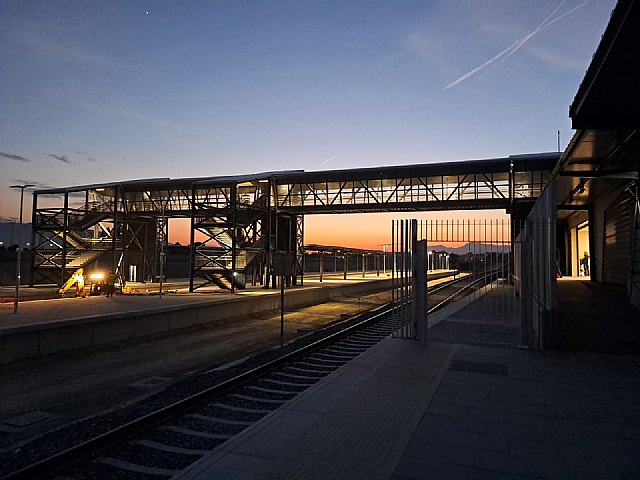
(427, 270), (500, 314)
(2, 273), (492, 480)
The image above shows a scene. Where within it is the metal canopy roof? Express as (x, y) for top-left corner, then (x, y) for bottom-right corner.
(275, 153), (559, 184)
(556, 0), (640, 212)
(570, 0), (640, 130)
(33, 153), (560, 195)
(555, 129), (639, 211)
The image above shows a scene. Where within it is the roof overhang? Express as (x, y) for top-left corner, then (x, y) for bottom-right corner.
(569, 0), (640, 130)
(554, 129), (639, 211)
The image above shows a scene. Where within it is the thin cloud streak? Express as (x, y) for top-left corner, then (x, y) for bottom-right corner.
(49, 153), (71, 164)
(47, 91), (190, 133)
(10, 29), (112, 67)
(444, 1), (588, 90)
(0, 151), (31, 162)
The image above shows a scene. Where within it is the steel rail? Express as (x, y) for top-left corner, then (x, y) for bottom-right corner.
(428, 271), (498, 314)
(2, 303), (394, 480)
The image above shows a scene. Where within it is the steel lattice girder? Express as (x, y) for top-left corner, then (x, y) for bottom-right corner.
(273, 171), (550, 213)
(31, 153), (559, 288)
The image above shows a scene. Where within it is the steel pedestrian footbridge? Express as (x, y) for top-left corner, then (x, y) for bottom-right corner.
(30, 152), (559, 291)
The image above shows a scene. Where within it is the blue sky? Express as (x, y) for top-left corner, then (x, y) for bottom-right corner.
(0, 0), (616, 220)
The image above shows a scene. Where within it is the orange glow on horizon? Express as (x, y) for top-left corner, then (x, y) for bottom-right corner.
(167, 211), (510, 250)
(305, 211), (510, 250)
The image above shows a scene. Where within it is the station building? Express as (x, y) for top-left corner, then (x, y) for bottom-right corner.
(27, 0), (639, 352)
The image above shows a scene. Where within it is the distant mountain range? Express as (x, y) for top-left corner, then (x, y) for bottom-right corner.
(427, 243), (510, 255)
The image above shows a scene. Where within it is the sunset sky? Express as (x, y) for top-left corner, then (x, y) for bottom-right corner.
(1, 1), (615, 248)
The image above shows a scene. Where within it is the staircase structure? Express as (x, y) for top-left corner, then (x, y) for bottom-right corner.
(32, 194), (118, 285)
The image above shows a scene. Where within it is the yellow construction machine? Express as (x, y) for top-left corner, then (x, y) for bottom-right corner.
(58, 268), (87, 297)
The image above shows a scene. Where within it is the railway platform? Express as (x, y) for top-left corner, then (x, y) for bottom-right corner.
(0, 271), (455, 365)
(176, 279), (640, 480)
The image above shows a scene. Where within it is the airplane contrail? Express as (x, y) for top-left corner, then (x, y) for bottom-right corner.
(444, 38), (520, 90)
(318, 152), (341, 167)
(503, 0), (588, 62)
(500, 0), (567, 61)
(444, 0), (588, 90)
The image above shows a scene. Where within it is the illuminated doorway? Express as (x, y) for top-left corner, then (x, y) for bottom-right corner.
(575, 221), (590, 277)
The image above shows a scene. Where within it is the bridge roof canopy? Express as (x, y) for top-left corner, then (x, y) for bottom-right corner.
(274, 153), (559, 184)
(32, 152), (560, 196)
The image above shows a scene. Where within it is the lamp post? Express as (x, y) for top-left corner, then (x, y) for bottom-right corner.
(10, 184), (35, 314)
(377, 243), (391, 275)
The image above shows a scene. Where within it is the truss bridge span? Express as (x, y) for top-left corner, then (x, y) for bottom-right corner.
(31, 152), (559, 291)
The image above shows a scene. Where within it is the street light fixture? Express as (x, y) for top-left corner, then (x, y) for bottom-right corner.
(10, 184), (36, 314)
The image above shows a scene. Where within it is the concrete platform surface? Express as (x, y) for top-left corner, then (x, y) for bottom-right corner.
(0, 273), (394, 330)
(176, 337), (640, 480)
(0, 271), (457, 331)
(0, 273), (402, 365)
(175, 280), (640, 480)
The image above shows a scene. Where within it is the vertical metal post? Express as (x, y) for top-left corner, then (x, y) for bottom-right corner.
(362, 254), (365, 278)
(265, 181), (272, 289)
(29, 192), (38, 287)
(383, 244), (386, 275)
(344, 253), (348, 280)
(410, 220), (418, 339)
(414, 239), (427, 346)
(299, 215), (304, 286)
(62, 191), (69, 286)
(391, 221), (396, 333)
(14, 189), (25, 313)
(288, 216), (293, 287)
(159, 202), (165, 299)
(231, 184), (237, 294)
(10, 184), (34, 313)
(280, 275), (285, 347)
(403, 220), (409, 337)
(189, 186), (196, 292)
(112, 187), (119, 277)
(407, 220), (412, 336)
(484, 219), (487, 292)
(319, 252), (324, 282)
(400, 220), (405, 335)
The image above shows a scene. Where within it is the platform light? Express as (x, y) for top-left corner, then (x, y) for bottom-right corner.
(9, 183), (36, 314)
(89, 272), (105, 281)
